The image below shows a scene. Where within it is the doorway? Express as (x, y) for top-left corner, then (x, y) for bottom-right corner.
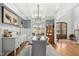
(46, 20), (54, 45)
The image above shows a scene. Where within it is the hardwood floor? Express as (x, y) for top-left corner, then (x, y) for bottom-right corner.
(54, 39), (79, 56)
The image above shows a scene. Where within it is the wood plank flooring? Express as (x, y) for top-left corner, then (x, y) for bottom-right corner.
(54, 39), (79, 56)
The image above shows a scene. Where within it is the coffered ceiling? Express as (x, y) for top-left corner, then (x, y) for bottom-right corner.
(4, 3), (78, 20)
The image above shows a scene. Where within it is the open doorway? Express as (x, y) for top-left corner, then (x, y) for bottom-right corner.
(46, 20), (54, 45)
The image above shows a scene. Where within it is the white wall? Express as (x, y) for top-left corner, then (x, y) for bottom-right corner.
(54, 10), (75, 43)
(3, 3), (27, 20)
(73, 6), (79, 30)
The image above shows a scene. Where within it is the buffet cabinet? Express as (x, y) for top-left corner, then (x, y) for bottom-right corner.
(2, 37), (15, 56)
(56, 22), (67, 40)
(2, 37), (30, 56)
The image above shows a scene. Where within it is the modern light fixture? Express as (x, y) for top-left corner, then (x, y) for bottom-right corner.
(35, 4), (40, 20)
(37, 4), (39, 19)
(32, 4), (40, 28)
(32, 4), (43, 31)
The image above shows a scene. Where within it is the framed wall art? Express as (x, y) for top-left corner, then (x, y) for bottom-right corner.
(2, 6), (19, 26)
(21, 20), (31, 28)
(12, 13), (19, 26)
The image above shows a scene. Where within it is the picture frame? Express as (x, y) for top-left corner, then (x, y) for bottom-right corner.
(2, 6), (19, 26)
(21, 20), (31, 28)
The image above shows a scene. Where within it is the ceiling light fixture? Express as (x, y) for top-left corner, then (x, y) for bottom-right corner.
(37, 4), (39, 19)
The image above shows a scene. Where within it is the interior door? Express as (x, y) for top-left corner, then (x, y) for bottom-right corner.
(46, 20), (54, 44)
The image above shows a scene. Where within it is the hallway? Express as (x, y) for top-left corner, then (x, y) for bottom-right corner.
(0, 3), (79, 56)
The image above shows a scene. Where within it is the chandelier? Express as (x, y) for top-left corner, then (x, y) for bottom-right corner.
(32, 4), (42, 29)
